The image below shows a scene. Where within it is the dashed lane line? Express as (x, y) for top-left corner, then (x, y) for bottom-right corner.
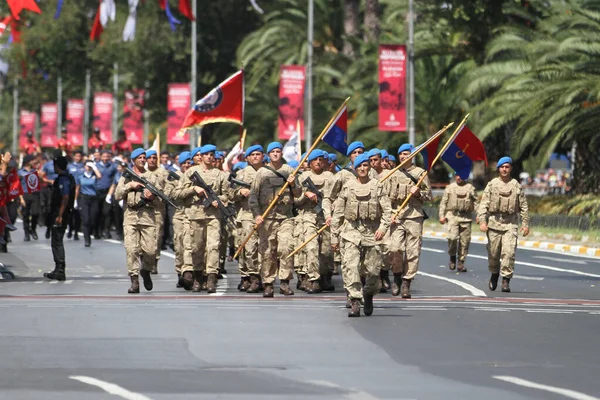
(493, 376), (600, 400)
(70, 376), (154, 400)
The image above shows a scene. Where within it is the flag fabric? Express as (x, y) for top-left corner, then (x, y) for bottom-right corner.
(100, 0), (116, 27)
(7, 168), (23, 200)
(6, 0), (41, 20)
(181, 70), (245, 130)
(0, 16), (12, 37)
(9, 18), (21, 43)
(54, 0), (64, 19)
(249, 0), (264, 14)
(23, 171), (41, 193)
(90, 3), (103, 41)
(421, 124), (487, 179)
(159, 0), (181, 31)
(224, 140), (243, 170)
(178, 0), (195, 20)
(282, 123), (301, 162)
(322, 106), (348, 155)
(123, 0), (139, 41)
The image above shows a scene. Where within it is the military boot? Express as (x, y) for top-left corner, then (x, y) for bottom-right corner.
(380, 270), (390, 293)
(457, 260), (467, 272)
(140, 269), (153, 291)
(279, 280), (294, 296)
(73, 231), (79, 241)
(24, 225), (31, 242)
(401, 279), (412, 299)
(201, 278), (208, 291)
(391, 274), (402, 296)
(151, 261), (158, 275)
(263, 283), (274, 298)
(192, 273), (203, 292)
(238, 277), (249, 291)
(501, 277), (511, 293)
(449, 255), (457, 271)
(246, 275), (261, 293)
(182, 271), (194, 291)
(128, 275), (140, 294)
(176, 273), (183, 288)
(345, 296), (352, 309)
(333, 261), (340, 275)
(207, 273), (218, 294)
(306, 279), (322, 294)
(322, 272), (335, 292)
(219, 257), (227, 275)
(348, 299), (361, 317)
(43, 265), (66, 281)
(363, 294), (374, 316)
(296, 273), (306, 290)
(489, 273), (500, 291)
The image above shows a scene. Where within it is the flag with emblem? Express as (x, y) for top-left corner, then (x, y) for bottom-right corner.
(181, 70), (244, 130)
(323, 105), (348, 155)
(7, 168), (23, 200)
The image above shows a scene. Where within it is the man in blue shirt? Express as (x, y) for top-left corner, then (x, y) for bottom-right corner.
(94, 150), (117, 239)
(67, 150), (85, 241)
(41, 150), (61, 239)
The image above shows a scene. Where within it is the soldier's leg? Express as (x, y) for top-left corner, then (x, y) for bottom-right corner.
(259, 220), (278, 297)
(241, 220), (261, 292)
(389, 223), (406, 296)
(342, 240), (363, 317)
(486, 228), (503, 291)
(179, 218), (194, 290)
(319, 227), (335, 291)
(204, 218), (222, 293)
(218, 220), (227, 273)
(139, 224), (157, 291)
(276, 218), (295, 295)
(292, 217), (306, 289)
(447, 218), (459, 269)
(172, 217), (184, 276)
(362, 244), (382, 316)
(237, 222), (248, 289)
(303, 220), (321, 291)
(124, 224), (141, 276)
(379, 230), (391, 292)
(500, 227), (518, 279)
(458, 222), (472, 263)
(152, 211), (165, 273)
(401, 218), (423, 298)
(189, 219), (207, 291)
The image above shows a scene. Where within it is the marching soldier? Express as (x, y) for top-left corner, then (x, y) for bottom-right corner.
(232, 145), (264, 293)
(173, 145), (231, 293)
(249, 142), (300, 297)
(146, 149), (170, 274)
(387, 143), (432, 298)
(439, 174), (479, 272)
(114, 148), (160, 294)
(331, 154), (391, 317)
(477, 157), (530, 293)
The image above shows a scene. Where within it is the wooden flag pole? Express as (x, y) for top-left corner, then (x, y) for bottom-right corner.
(392, 114), (470, 220)
(286, 224), (328, 260)
(381, 122), (454, 183)
(240, 128), (247, 150)
(234, 97), (351, 259)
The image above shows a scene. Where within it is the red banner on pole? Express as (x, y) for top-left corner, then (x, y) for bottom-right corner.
(378, 44), (407, 132)
(65, 99), (84, 147)
(278, 65), (305, 140)
(167, 83), (191, 145)
(93, 92), (114, 144)
(19, 110), (36, 148)
(123, 89), (145, 144)
(40, 103), (58, 148)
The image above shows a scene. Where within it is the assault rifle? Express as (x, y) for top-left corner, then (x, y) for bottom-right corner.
(301, 176), (323, 214)
(228, 171), (251, 188)
(167, 170), (180, 181)
(121, 164), (179, 209)
(190, 171), (236, 229)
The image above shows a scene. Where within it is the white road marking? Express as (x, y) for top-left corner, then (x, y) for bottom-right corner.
(533, 255), (587, 265)
(417, 271), (487, 297)
(466, 254), (600, 278)
(210, 274), (229, 296)
(161, 252), (175, 259)
(422, 247), (444, 253)
(70, 376), (154, 400)
(103, 239), (122, 245)
(309, 380), (388, 400)
(513, 276), (544, 281)
(493, 375), (600, 400)
(64, 280), (73, 284)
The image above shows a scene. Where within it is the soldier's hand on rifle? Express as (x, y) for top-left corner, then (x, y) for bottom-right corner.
(305, 191), (318, 202)
(410, 186), (421, 197)
(128, 181), (144, 190)
(240, 188), (250, 197)
(255, 215), (264, 226)
(325, 216), (332, 226)
(287, 174), (296, 187)
(143, 189), (155, 200)
(439, 217), (447, 225)
(374, 230), (385, 241)
(211, 200), (218, 208)
(193, 186), (206, 197)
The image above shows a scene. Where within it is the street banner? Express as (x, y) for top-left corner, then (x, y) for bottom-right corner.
(40, 103), (58, 148)
(123, 89), (144, 144)
(19, 110), (36, 148)
(65, 99), (84, 147)
(278, 65), (305, 140)
(93, 92), (114, 144)
(378, 44), (407, 132)
(167, 83), (191, 145)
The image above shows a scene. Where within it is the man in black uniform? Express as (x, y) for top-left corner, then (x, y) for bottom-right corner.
(43, 156), (76, 281)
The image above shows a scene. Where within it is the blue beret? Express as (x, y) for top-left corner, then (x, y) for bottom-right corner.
(200, 144), (217, 155)
(328, 153), (338, 162)
(322, 152), (330, 160)
(131, 148), (145, 160)
(267, 142), (283, 153)
(145, 149), (157, 157)
(308, 149), (325, 163)
(232, 161), (247, 172)
(245, 144), (264, 158)
(497, 156), (513, 168)
(287, 160), (300, 168)
(178, 151), (191, 164)
(215, 151), (224, 160)
(300, 152), (307, 161)
(191, 146), (202, 157)
(346, 141), (365, 156)
(354, 153), (371, 169)
(368, 149), (381, 159)
(381, 150), (389, 159)
(263, 155), (270, 163)
(388, 155), (396, 162)
(398, 143), (415, 154)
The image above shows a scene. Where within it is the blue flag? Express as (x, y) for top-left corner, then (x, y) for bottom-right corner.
(323, 106), (348, 155)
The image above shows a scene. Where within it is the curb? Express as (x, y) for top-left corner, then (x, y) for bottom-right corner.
(423, 231), (600, 258)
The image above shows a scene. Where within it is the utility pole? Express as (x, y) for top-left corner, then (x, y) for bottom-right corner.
(190, 0), (198, 150)
(408, 0), (416, 145)
(83, 69), (91, 153)
(113, 62), (119, 143)
(57, 76), (62, 138)
(12, 79), (18, 155)
(144, 80), (150, 148)
(306, 0), (314, 148)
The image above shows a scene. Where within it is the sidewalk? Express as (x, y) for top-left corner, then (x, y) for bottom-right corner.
(423, 226), (600, 258)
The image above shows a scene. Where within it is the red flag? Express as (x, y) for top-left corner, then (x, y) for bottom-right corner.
(181, 70), (244, 130)
(278, 65), (305, 140)
(178, 0), (195, 20)
(90, 3), (103, 41)
(6, 0), (41, 20)
(0, 16), (12, 37)
(158, 0), (166, 10)
(7, 169), (23, 201)
(24, 171), (41, 193)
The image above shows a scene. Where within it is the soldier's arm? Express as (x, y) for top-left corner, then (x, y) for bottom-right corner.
(114, 177), (128, 201)
(476, 184), (492, 222)
(518, 184), (530, 227)
(217, 173), (232, 205)
(330, 187), (347, 246)
(321, 175), (334, 217)
(290, 175), (302, 198)
(231, 170), (248, 202)
(171, 171), (195, 200)
(439, 187), (449, 219)
(248, 171), (262, 218)
(378, 185), (392, 234)
(471, 185), (480, 213)
(419, 172), (433, 202)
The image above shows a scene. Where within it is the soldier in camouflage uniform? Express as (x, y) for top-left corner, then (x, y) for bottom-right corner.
(146, 149), (170, 274)
(477, 157), (529, 293)
(115, 148), (161, 294)
(331, 154), (391, 317)
(439, 174), (479, 272)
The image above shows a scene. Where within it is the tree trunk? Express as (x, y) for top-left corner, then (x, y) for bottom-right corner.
(573, 138), (600, 194)
(343, 0), (360, 57)
(364, 0), (380, 42)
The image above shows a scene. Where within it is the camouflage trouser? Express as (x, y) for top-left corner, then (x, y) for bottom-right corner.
(124, 223), (156, 276)
(447, 219), (472, 262)
(173, 216), (192, 275)
(293, 217), (305, 274)
(188, 218), (221, 275)
(389, 218), (423, 280)
(381, 229), (392, 271)
(154, 210), (165, 261)
(486, 227), (517, 278)
(303, 220), (333, 281)
(342, 240), (381, 300)
(237, 220), (259, 277)
(258, 218), (294, 284)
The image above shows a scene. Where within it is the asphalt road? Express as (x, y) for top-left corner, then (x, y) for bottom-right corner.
(1, 232), (599, 400)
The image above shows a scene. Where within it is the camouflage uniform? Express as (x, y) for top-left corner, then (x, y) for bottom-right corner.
(439, 181), (479, 267)
(164, 170), (192, 278)
(148, 167), (169, 273)
(477, 177), (529, 279)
